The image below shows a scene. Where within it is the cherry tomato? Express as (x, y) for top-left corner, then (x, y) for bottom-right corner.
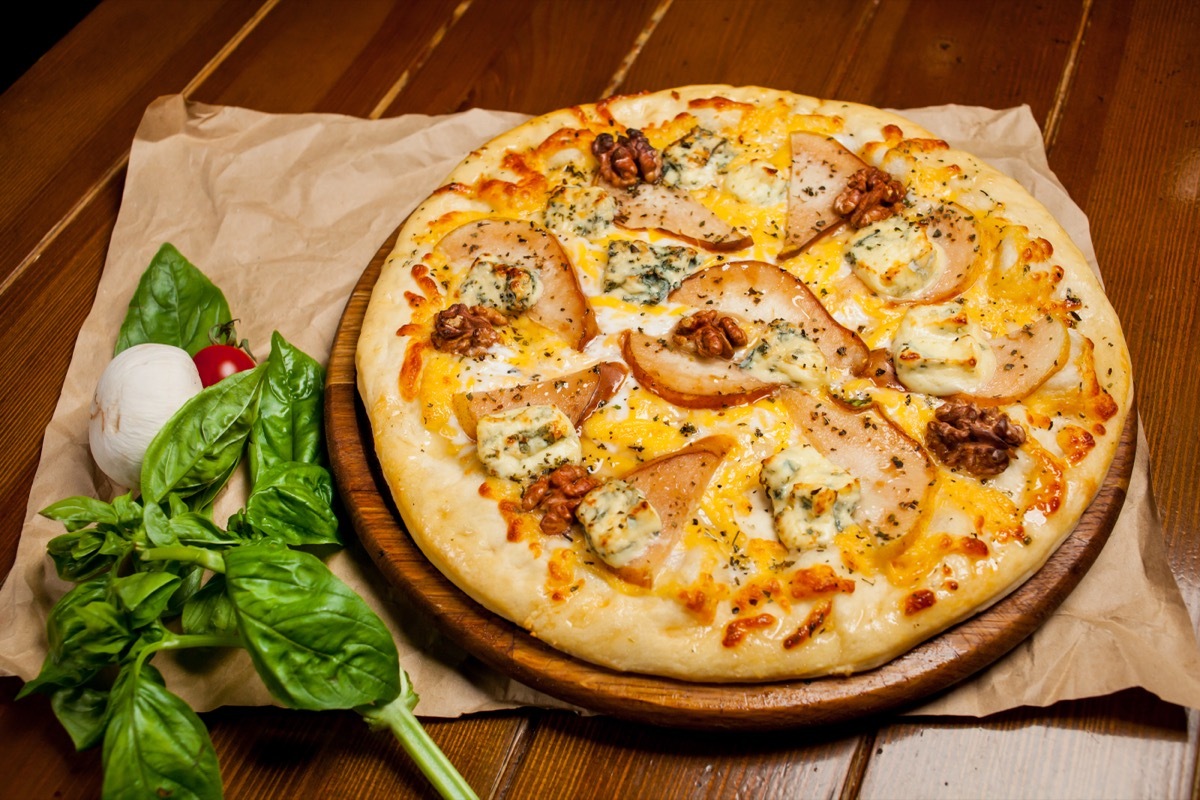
(193, 344), (256, 387)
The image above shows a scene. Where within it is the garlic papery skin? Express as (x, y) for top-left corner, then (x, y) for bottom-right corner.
(89, 343), (204, 489)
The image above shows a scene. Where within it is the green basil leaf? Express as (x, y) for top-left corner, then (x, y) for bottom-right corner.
(170, 511), (243, 546)
(182, 575), (238, 636)
(111, 493), (144, 528)
(244, 462), (340, 545)
(51, 684), (109, 751)
(108, 573), (182, 629)
(249, 332), (325, 482)
(224, 542), (400, 710)
(40, 496), (118, 532)
(114, 243), (232, 357)
(47, 530), (119, 582)
(102, 663), (222, 800)
(19, 580), (132, 697)
(142, 501), (174, 547)
(141, 365), (266, 505)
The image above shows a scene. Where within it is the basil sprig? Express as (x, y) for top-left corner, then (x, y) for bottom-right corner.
(25, 246), (476, 800)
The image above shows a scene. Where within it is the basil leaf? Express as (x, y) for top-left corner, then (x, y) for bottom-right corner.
(224, 542), (400, 710)
(47, 530), (121, 582)
(111, 493), (144, 528)
(40, 496), (117, 532)
(244, 462), (340, 545)
(142, 501), (174, 547)
(141, 365), (266, 505)
(109, 573), (182, 629)
(114, 243), (232, 357)
(170, 511), (243, 546)
(102, 663), (222, 800)
(51, 684), (109, 751)
(182, 575), (238, 636)
(20, 580), (132, 697)
(249, 332), (325, 482)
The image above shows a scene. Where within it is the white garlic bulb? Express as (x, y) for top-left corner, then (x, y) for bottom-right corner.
(88, 343), (203, 489)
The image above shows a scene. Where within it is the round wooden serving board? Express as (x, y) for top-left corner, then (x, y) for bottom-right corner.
(326, 226), (1137, 731)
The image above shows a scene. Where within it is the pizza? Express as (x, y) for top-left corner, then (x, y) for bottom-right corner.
(356, 86), (1131, 681)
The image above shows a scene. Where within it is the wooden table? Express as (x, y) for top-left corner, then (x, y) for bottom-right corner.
(2, 1), (1197, 796)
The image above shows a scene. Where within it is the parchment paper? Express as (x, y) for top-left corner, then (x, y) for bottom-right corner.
(2, 95), (1198, 720)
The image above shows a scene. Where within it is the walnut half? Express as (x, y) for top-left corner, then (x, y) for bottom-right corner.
(522, 463), (600, 535)
(833, 167), (906, 228)
(926, 399), (1027, 477)
(430, 303), (506, 358)
(592, 129), (662, 188)
(672, 310), (748, 360)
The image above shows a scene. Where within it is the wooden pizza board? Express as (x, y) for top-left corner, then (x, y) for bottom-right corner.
(325, 225), (1137, 730)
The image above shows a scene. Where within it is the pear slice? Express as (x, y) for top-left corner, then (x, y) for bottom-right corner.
(453, 361), (628, 440)
(608, 182), (753, 252)
(437, 218), (599, 350)
(622, 330), (779, 409)
(955, 315), (1070, 404)
(670, 260), (869, 375)
(612, 435), (734, 587)
(905, 204), (983, 303)
(780, 132), (867, 259)
(779, 389), (934, 544)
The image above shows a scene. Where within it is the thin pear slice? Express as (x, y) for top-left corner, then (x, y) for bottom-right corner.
(955, 315), (1070, 404)
(779, 389), (934, 544)
(437, 218), (599, 349)
(906, 204), (983, 303)
(622, 330), (779, 409)
(612, 435), (734, 587)
(453, 361), (628, 440)
(780, 132), (867, 258)
(670, 260), (869, 375)
(608, 182), (753, 252)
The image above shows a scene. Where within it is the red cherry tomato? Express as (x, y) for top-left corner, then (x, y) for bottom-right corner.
(193, 345), (256, 387)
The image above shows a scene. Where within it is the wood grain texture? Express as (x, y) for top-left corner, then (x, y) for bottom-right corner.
(0, 0), (264, 288)
(615, 0), (877, 98)
(325, 225), (1135, 730)
(380, 0), (662, 116)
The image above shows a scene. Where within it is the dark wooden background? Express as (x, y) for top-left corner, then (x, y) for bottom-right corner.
(1, 1), (1197, 796)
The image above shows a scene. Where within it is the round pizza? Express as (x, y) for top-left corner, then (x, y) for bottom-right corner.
(356, 85), (1132, 681)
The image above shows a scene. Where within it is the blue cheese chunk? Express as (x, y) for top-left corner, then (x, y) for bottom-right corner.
(740, 320), (829, 389)
(760, 443), (861, 551)
(603, 239), (701, 304)
(893, 303), (997, 395)
(726, 160), (787, 206)
(661, 126), (736, 190)
(459, 258), (543, 315)
(544, 185), (617, 238)
(576, 479), (662, 568)
(475, 405), (581, 483)
(845, 216), (941, 299)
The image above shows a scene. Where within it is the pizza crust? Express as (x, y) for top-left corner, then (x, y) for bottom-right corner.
(357, 86), (1132, 682)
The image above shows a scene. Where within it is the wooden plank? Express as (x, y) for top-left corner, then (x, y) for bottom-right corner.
(860, 691), (1192, 799)
(500, 713), (860, 799)
(1047, 0), (1200, 582)
(0, 0), (264, 289)
(836, 0), (1084, 124)
(616, 0), (876, 97)
(380, 0), (662, 116)
(192, 0), (463, 114)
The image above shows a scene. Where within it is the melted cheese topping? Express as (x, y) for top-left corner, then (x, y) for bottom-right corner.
(476, 405), (581, 483)
(577, 479), (663, 568)
(893, 303), (997, 395)
(761, 443), (861, 550)
(740, 320), (830, 389)
(458, 258), (543, 314)
(846, 216), (941, 299)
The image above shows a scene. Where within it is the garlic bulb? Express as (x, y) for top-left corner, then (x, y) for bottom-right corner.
(89, 343), (204, 489)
